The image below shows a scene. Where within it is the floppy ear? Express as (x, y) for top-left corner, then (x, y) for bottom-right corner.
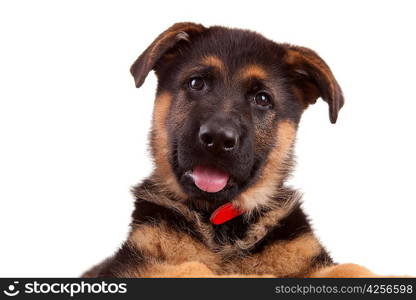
(130, 22), (206, 88)
(282, 45), (344, 123)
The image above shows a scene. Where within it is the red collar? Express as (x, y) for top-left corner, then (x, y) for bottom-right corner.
(210, 203), (244, 225)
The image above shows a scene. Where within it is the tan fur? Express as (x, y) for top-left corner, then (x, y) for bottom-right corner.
(228, 233), (323, 277)
(240, 64), (267, 80)
(149, 261), (275, 278)
(152, 92), (187, 199)
(148, 261), (216, 277)
(309, 263), (376, 278)
(201, 55), (226, 73)
(129, 223), (220, 270)
(233, 120), (297, 211)
(132, 188), (219, 250)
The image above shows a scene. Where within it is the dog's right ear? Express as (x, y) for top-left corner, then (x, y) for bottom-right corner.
(130, 22), (206, 88)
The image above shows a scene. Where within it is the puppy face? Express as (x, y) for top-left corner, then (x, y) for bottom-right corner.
(131, 23), (344, 209)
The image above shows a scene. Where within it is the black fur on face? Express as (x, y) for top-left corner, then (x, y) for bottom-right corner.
(157, 28), (302, 204)
(130, 23), (344, 208)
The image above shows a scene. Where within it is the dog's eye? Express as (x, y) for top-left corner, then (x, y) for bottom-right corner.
(254, 92), (272, 107)
(188, 77), (205, 90)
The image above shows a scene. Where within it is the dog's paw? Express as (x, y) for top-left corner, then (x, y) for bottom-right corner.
(309, 263), (410, 278)
(149, 261), (273, 278)
(309, 263), (376, 278)
(149, 261), (216, 278)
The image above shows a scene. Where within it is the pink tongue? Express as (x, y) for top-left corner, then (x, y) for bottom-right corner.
(192, 165), (229, 193)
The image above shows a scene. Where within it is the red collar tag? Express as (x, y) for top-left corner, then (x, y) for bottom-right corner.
(210, 203), (244, 225)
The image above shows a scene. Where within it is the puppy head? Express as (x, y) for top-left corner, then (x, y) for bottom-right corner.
(131, 23), (344, 211)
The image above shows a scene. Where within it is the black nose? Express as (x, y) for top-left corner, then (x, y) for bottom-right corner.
(199, 122), (239, 152)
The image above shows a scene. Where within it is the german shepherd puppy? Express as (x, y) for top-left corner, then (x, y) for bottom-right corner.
(83, 22), (376, 277)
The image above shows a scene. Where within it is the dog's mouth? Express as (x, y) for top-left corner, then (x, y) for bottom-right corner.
(188, 165), (230, 193)
(173, 139), (256, 201)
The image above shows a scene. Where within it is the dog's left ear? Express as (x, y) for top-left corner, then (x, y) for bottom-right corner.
(130, 22), (206, 88)
(282, 45), (344, 123)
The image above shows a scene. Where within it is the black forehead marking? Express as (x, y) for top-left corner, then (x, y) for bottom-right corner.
(185, 27), (285, 73)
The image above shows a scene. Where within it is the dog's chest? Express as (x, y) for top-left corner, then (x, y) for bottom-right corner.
(129, 218), (322, 277)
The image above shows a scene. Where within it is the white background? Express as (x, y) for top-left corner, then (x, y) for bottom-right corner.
(1, 0), (415, 277)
